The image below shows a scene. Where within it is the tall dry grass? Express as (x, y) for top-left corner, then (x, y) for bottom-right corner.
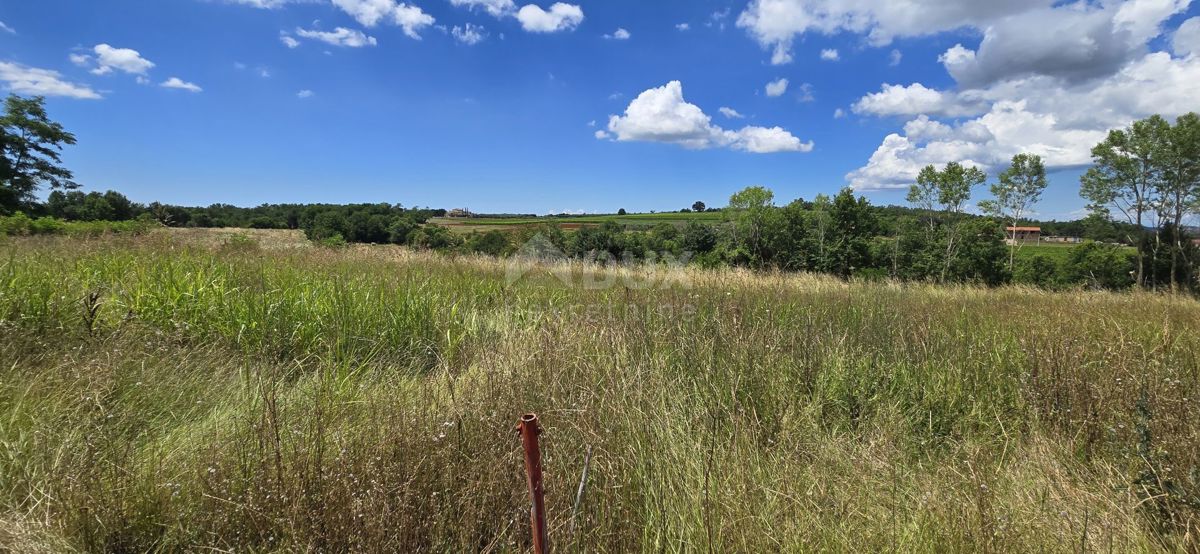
(0, 232), (1197, 552)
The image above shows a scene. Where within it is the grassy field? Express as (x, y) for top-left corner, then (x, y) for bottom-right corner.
(1, 230), (1198, 552)
(430, 211), (724, 233)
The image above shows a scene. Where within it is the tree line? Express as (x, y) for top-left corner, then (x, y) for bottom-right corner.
(2, 94), (1197, 292)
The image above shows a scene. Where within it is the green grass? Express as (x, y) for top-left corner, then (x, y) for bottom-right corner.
(0, 232), (1197, 552)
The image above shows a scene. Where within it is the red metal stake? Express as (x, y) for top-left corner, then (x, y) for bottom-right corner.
(517, 413), (548, 554)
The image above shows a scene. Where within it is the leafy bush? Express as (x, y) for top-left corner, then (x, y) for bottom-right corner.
(1013, 254), (1060, 288)
(0, 213), (155, 237)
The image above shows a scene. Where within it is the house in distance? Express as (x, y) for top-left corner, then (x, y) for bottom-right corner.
(1006, 226), (1042, 245)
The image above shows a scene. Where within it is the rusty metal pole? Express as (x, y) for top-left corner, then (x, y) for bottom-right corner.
(517, 413), (548, 554)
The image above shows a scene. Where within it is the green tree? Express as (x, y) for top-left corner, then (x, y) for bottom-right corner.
(1061, 241), (1136, 290)
(907, 161), (986, 282)
(1157, 112), (1200, 292)
(980, 153), (1049, 269)
(617, 208), (627, 215)
(0, 95), (79, 213)
(824, 188), (878, 277)
(726, 186), (778, 268)
(467, 230), (511, 256)
(681, 221), (717, 254)
(1080, 115), (1169, 288)
(691, 200), (706, 212)
(1013, 254), (1060, 288)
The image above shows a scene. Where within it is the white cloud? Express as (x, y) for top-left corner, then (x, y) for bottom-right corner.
(280, 34), (301, 48)
(452, 23), (487, 44)
(517, 3), (584, 33)
(676, 23), (690, 31)
(0, 21), (14, 34)
(889, 49), (902, 66)
(852, 82), (983, 118)
(332, 0), (395, 26)
(719, 106), (745, 119)
(770, 45), (792, 65)
(0, 61), (101, 99)
(297, 89), (314, 98)
(449, 0), (584, 35)
(935, 1), (1188, 88)
(594, 129), (611, 140)
(296, 27), (378, 47)
(834, 108), (846, 118)
(90, 44), (155, 76)
(1174, 16), (1200, 56)
(604, 80), (813, 153)
(736, 0), (1051, 64)
(69, 53), (91, 67)
(795, 82), (815, 102)
(765, 77), (788, 97)
(449, 0), (516, 17)
(849, 51), (1200, 189)
(161, 77), (202, 92)
(331, 0), (434, 38)
(604, 28), (631, 40)
(736, 126), (814, 153)
(820, 48), (839, 61)
(391, 3), (436, 38)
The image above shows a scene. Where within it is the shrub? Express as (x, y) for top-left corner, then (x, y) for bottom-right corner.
(1013, 254), (1060, 288)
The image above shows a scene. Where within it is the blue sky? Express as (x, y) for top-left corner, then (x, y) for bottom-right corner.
(1, 0), (1198, 218)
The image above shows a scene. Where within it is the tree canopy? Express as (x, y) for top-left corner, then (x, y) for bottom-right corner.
(0, 95), (79, 213)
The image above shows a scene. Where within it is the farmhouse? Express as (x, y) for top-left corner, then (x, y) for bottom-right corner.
(447, 208), (473, 218)
(1005, 226), (1042, 245)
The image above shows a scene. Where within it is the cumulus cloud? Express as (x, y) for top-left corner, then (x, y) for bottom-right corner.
(0, 61), (101, 99)
(889, 49), (902, 66)
(452, 23), (487, 44)
(937, 0), (1188, 88)
(449, 0), (516, 16)
(765, 77), (788, 97)
(604, 28), (631, 40)
(1175, 16), (1200, 56)
(297, 89), (315, 98)
(834, 108), (846, 118)
(603, 81), (813, 153)
(331, 0), (434, 38)
(449, 0), (583, 34)
(280, 34), (301, 48)
(736, 0), (1051, 64)
(88, 44), (155, 76)
(852, 82), (984, 118)
(820, 48), (839, 61)
(676, 23), (690, 31)
(719, 107), (745, 119)
(517, 3), (584, 33)
(161, 77), (202, 92)
(848, 51), (1200, 189)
